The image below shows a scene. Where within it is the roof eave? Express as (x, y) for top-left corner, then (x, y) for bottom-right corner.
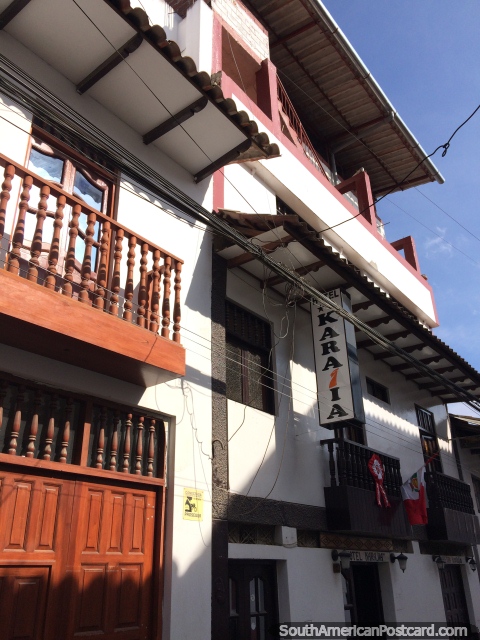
(305, 0), (445, 187)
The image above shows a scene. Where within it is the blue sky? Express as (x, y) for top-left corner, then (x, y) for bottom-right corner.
(321, 2), (480, 411)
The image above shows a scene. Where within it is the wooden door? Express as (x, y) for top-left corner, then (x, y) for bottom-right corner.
(64, 480), (156, 640)
(440, 565), (470, 625)
(228, 561), (278, 640)
(0, 470), (75, 639)
(0, 469), (158, 640)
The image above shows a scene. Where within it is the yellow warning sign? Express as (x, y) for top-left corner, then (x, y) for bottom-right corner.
(183, 488), (204, 521)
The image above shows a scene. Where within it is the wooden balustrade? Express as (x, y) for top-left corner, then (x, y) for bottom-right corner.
(426, 471), (475, 515)
(90, 404), (165, 478)
(0, 373), (167, 480)
(0, 154), (183, 342)
(323, 437), (403, 497)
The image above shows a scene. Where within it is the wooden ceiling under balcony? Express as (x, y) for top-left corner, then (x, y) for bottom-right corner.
(215, 210), (480, 404)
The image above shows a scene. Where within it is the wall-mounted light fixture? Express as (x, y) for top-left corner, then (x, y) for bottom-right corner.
(390, 553), (408, 573)
(466, 557), (477, 572)
(332, 550), (352, 572)
(432, 555), (445, 570)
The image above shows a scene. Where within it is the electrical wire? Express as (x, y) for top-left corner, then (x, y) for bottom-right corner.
(0, 38), (479, 408)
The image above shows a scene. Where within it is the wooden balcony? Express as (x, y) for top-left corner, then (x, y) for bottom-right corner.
(0, 155), (185, 386)
(426, 471), (480, 544)
(323, 438), (411, 538)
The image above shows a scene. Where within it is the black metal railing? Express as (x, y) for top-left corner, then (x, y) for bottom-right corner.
(323, 438), (402, 497)
(426, 471), (475, 515)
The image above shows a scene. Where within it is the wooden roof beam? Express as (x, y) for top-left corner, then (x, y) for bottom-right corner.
(352, 300), (376, 313)
(0, 0), (32, 29)
(264, 259), (325, 288)
(373, 343), (426, 360)
(227, 235), (293, 268)
(270, 21), (316, 48)
(143, 97), (208, 145)
(76, 34), (143, 95)
(194, 140), (252, 183)
(391, 355), (443, 372)
(357, 330), (410, 350)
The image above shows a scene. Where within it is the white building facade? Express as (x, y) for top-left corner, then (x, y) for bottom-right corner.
(0, 1), (478, 639)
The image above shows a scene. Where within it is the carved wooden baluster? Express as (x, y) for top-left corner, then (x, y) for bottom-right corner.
(7, 175), (33, 274)
(0, 164), (14, 244)
(109, 228), (124, 316)
(93, 220), (110, 310)
(43, 394), (57, 460)
(157, 419), (166, 479)
(63, 204), (81, 296)
(147, 419), (155, 477)
(135, 416), (144, 475)
(337, 439), (347, 486)
(149, 249), (161, 333)
(137, 243), (149, 328)
(9, 385), (25, 455)
(344, 442), (353, 486)
(26, 389), (42, 458)
(123, 234), (137, 322)
(123, 413), (132, 473)
(79, 212), (96, 303)
(0, 379), (8, 428)
(350, 445), (359, 488)
(326, 441), (337, 487)
(161, 255), (171, 338)
(44, 195), (66, 290)
(109, 410), (120, 471)
(59, 397), (73, 463)
(173, 260), (182, 342)
(27, 184), (50, 282)
(95, 406), (107, 469)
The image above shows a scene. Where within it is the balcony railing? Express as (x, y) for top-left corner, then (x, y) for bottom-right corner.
(277, 76), (331, 182)
(322, 438), (409, 537)
(0, 372), (166, 480)
(0, 153), (183, 342)
(324, 438), (403, 497)
(426, 471), (475, 515)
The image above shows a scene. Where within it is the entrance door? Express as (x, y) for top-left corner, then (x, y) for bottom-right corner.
(440, 565), (470, 625)
(228, 561), (278, 640)
(0, 468), (158, 640)
(343, 564), (384, 625)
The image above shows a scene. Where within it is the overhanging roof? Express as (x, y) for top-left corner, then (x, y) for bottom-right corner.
(0, 0), (279, 181)
(242, 0), (444, 196)
(216, 210), (480, 404)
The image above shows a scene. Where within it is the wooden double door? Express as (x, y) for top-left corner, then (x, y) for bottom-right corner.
(439, 565), (470, 625)
(0, 467), (159, 640)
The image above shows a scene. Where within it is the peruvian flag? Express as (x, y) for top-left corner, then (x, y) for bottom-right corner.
(401, 467), (428, 525)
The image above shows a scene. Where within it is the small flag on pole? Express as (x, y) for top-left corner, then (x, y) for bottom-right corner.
(401, 467), (427, 525)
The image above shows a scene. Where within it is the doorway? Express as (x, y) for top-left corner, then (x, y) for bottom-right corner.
(342, 563), (384, 625)
(439, 565), (470, 625)
(228, 560), (279, 640)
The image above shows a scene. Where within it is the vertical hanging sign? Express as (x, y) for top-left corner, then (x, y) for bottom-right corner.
(311, 289), (365, 428)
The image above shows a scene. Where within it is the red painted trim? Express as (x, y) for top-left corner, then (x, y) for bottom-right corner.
(391, 236), (420, 272)
(220, 72), (439, 325)
(213, 169), (225, 212)
(335, 171), (375, 226)
(256, 58), (281, 131)
(212, 15), (223, 73)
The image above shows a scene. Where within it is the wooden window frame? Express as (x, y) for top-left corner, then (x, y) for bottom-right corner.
(415, 405), (443, 473)
(225, 301), (275, 415)
(366, 377), (390, 404)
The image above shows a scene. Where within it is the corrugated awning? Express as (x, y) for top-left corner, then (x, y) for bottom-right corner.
(242, 0), (443, 195)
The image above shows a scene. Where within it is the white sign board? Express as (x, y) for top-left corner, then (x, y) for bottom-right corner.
(311, 289), (356, 425)
(348, 551), (390, 563)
